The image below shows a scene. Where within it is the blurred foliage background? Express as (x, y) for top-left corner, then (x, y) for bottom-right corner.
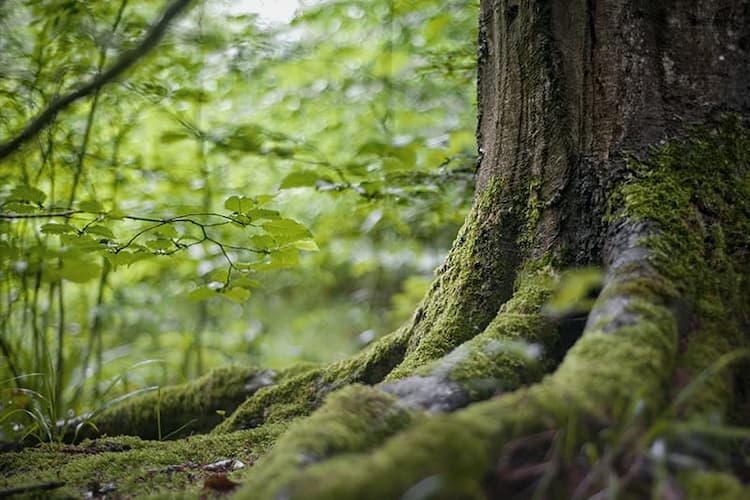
(0, 0), (477, 441)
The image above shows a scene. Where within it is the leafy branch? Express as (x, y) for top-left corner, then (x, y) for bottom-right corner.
(0, 200), (318, 290)
(0, 0), (195, 160)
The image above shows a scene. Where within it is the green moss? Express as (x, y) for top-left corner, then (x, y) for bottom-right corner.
(620, 116), (750, 307)
(261, 414), (494, 500)
(681, 471), (746, 500)
(387, 177), (525, 380)
(216, 327), (410, 432)
(80, 366), (269, 441)
(412, 265), (558, 400)
(519, 178), (543, 249)
(674, 321), (739, 418)
(0, 425), (285, 498)
(617, 115), (750, 418)
(235, 385), (414, 499)
(270, 287), (683, 497)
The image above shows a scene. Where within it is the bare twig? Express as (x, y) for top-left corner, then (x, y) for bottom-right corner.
(0, 0), (195, 160)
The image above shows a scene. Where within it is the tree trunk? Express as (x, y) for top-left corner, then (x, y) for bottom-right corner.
(2, 1), (749, 498)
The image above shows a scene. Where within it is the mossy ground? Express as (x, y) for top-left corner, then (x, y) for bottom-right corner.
(2, 116), (749, 498)
(0, 425), (285, 498)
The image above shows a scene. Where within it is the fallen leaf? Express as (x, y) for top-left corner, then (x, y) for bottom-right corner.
(202, 474), (240, 493)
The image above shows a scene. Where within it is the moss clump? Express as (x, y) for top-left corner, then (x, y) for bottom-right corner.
(617, 115), (750, 419)
(76, 366), (268, 441)
(619, 115), (750, 310)
(235, 385), (414, 499)
(682, 471), (747, 500)
(215, 327), (410, 432)
(0, 425), (285, 498)
(257, 412), (494, 500)
(410, 265), (558, 401)
(387, 177), (525, 380)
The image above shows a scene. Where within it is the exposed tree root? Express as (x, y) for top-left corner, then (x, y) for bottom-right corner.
(232, 222), (688, 499)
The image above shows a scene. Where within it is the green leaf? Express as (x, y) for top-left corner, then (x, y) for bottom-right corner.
(448, 130), (476, 154)
(292, 239), (319, 252)
(172, 87), (210, 103)
(224, 195), (256, 213)
(254, 194), (277, 206)
(383, 157), (410, 172)
(261, 218), (312, 244)
(545, 268), (604, 315)
(58, 258), (101, 283)
(160, 129), (193, 143)
(279, 170), (320, 189)
(85, 224), (114, 239)
(146, 239), (172, 251)
(78, 200), (103, 213)
(234, 262), (260, 270)
(221, 287), (251, 304)
(246, 208), (280, 221)
(357, 141), (387, 156)
(209, 269), (229, 282)
(10, 185), (46, 204)
(40, 223), (77, 235)
(269, 146), (294, 158)
(385, 143), (417, 169)
(219, 128), (263, 153)
(157, 225), (178, 238)
(423, 14), (451, 44)
(232, 276), (262, 288)
(249, 234), (275, 250)
(360, 181), (384, 196)
(253, 247), (299, 270)
(105, 251), (134, 268)
(105, 251), (154, 269)
(60, 234), (101, 252)
(187, 286), (216, 302)
(2, 202), (37, 214)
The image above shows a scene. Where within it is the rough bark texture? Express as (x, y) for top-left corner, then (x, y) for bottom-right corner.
(2, 1), (750, 498)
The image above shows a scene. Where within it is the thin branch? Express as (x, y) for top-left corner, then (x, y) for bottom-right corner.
(0, 0), (195, 160)
(0, 211), (78, 219)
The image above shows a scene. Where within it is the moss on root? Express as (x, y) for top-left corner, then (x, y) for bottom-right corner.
(77, 366), (272, 441)
(618, 115), (750, 420)
(386, 177), (524, 380)
(215, 326), (410, 433)
(236, 385), (414, 499)
(412, 265), (558, 400)
(681, 471), (748, 500)
(217, 179), (538, 433)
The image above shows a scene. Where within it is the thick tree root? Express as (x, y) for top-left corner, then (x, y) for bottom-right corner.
(71, 366), (272, 442)
(233, 228), (685, 499)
